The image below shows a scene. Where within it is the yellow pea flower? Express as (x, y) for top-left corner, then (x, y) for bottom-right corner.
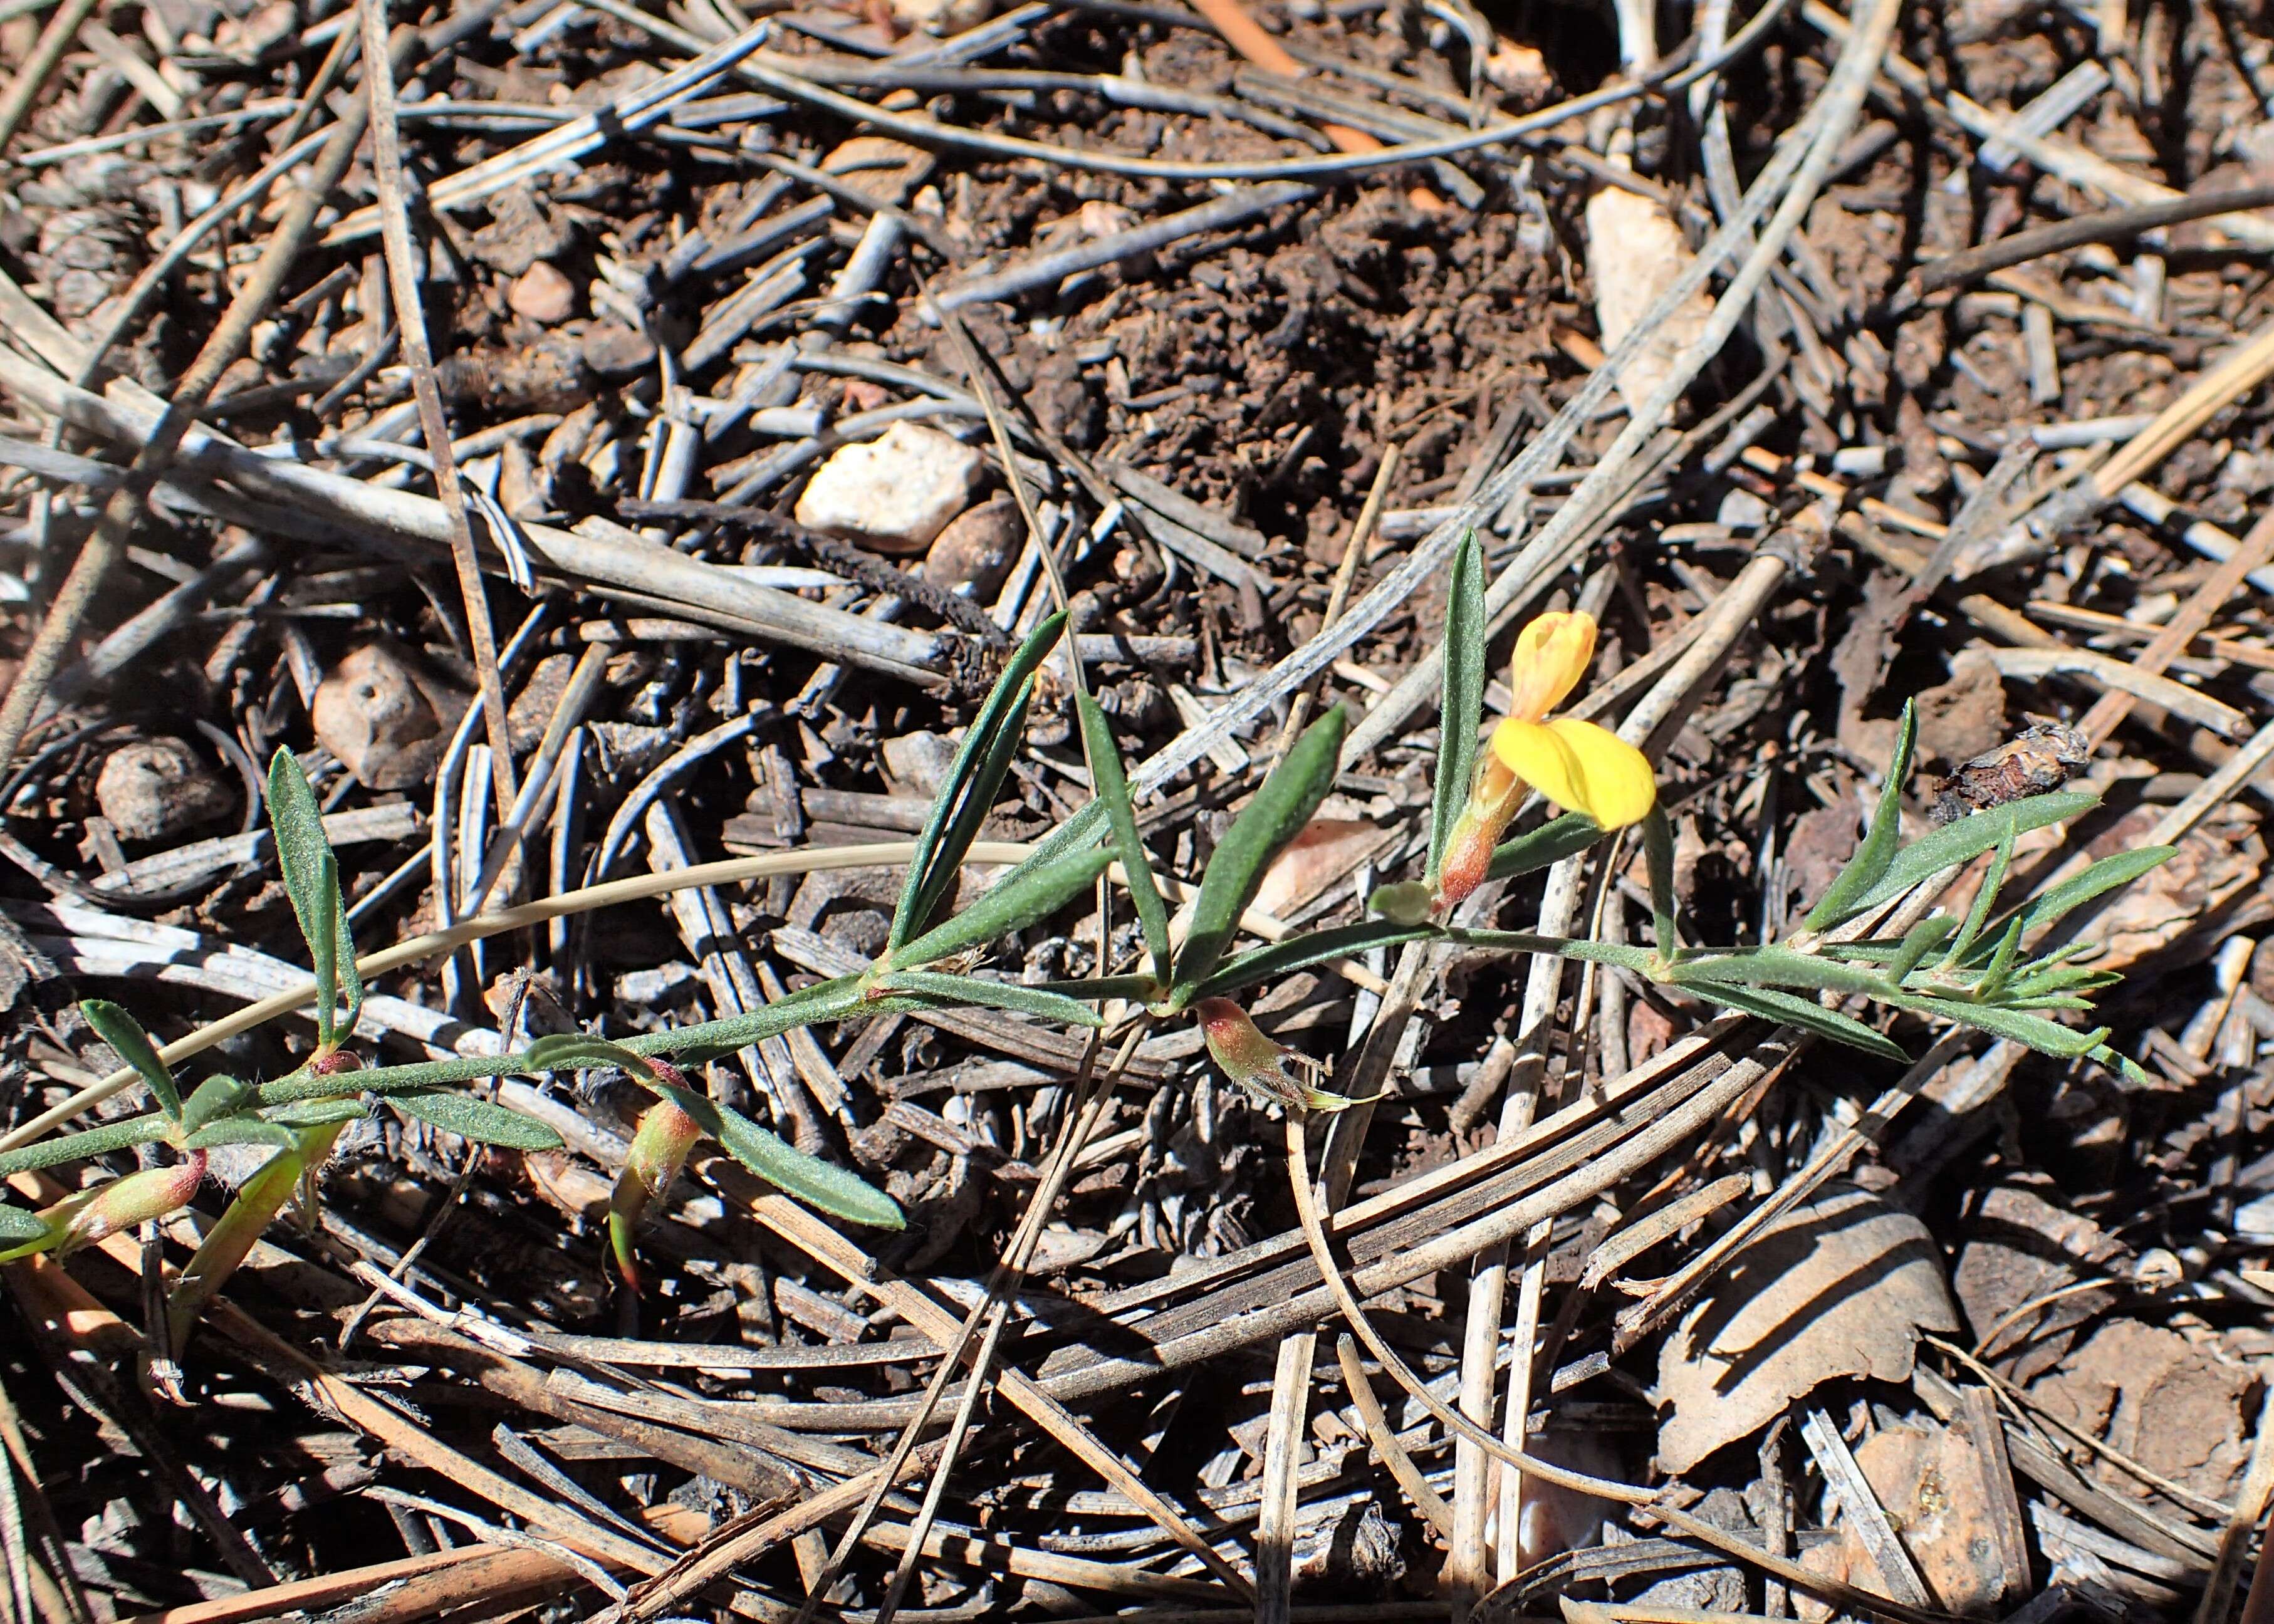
(1434, 610), (1656, 911)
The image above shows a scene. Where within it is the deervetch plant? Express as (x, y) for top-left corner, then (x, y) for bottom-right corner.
(0, 534), (2167, 1338)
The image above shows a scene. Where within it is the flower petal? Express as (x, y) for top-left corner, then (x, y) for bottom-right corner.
(1506, 612), (1598, 721)
(1491, 716), (1657, 830)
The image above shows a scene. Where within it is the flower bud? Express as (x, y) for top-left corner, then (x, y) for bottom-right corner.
(607, 1097), (702, 1293)
(1433, 751), (1523, 914)
(1, 1153), (208, 1262)
(1194, 998), (1352, 1115)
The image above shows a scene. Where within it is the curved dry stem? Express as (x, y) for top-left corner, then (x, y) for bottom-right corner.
(1333, 1331), (1454, 1541)
(1280, 1117), (1937, 1623)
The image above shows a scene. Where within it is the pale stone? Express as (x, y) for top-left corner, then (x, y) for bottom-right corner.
(795, 422), (984, 554)
(887, 0), (989, 34)
(508, 261), (576, 323)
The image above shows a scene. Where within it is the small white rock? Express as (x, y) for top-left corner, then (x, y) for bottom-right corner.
(888, 0), (989, 34)
(795, 422), (984, 554)
(1584, 183), (1715, 415)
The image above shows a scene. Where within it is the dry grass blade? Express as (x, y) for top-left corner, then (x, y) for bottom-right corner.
(356, 0), (518, 814)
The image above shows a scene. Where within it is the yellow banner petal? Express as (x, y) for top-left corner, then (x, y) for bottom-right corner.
(1506, 611), (1598, 721)
(1490, 716), (1656, 830)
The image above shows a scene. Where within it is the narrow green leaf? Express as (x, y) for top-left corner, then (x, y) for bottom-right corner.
(1427, 529), (1486, 885)
(0, 1206), (46, 1242)
(1485, 813), (1607, 883)
(1186, 921), (1440, 1006)
(180, 1076), (253, 1138)
(1175, 704), (1348, 993)
(1851, 790), (2101, 915)
(522, 1034), (654, 1077)
(650, 1081), (904, 1230)
(1026, 974), (1162, 1004)
(2002, 845), (2177, 949)
(1942, 833), (2013, 967)
(309, 851), (340, 1044)
(909, 682), (1036, 942)
(891, 612), (1066, 954)
(1887, 915), (1958, 983)
(1805, 700), (1919, 930)
(1667, 946), (1897, 997)
(1077, 692), (1171, 987)
(183, 1120), (301, 1152)
(1682, 982), (1911, 1063)
(0, 1115), (172, 1177)
(1641, 804), (1677, 952)
(892, 846), (1115, 971)
(1892, 996), (2106, 1057)
(1977, 916), (2027, 1000)
(1997, 962), (2120, 1001)
(391, 1091), (564, 1150)
(81, 1000), (180, 1122)
(876, 970), (1105, 1028)
(2087, 1043), (2153, 1089)
(263, 1098), (369, 1127)
(268, 748), (359, 1025)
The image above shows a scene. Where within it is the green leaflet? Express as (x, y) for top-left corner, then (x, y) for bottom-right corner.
(1484, 813), (1607, 884)
(0, 1205), (46, 1242)
(182, 1120), (301, 1152)
(81, 999), (179, 1122)
(1176, 705), (1347, 994)
(180, 1076), (253, 1138)
(168, 1137), (313, 1351)
(1428, 529), (1486, 886)
(891, 612), (1065, 954)
(649, 1081), (904, 1231)
(1805, 700), (1917, 930)
(1682, 982), (1911, 1063)
(268, 749), (362, 1034)
(1076, 691), (1171, 989)
(262, 1098), (370, 1127)
(1641, 804), (1677, 952)
(875, 971), (1106, 1028)
(522, 1034), (655, 1077)
(0, 1114), (170, 1177)
(390, 1091), (565, 1150)
(1997, 845), (2178, 953)
(1851, 791), (2102, 915)
(1890, 994), (2107, 1058)
(1667, 947), (1901, 997)
(1941, 833), (2013, 966)
(1887, 915), (1958, 982)
(892, 846), (1115, 971)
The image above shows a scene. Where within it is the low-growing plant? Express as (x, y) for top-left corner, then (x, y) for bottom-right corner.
(0, 536), (2166, 1342)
